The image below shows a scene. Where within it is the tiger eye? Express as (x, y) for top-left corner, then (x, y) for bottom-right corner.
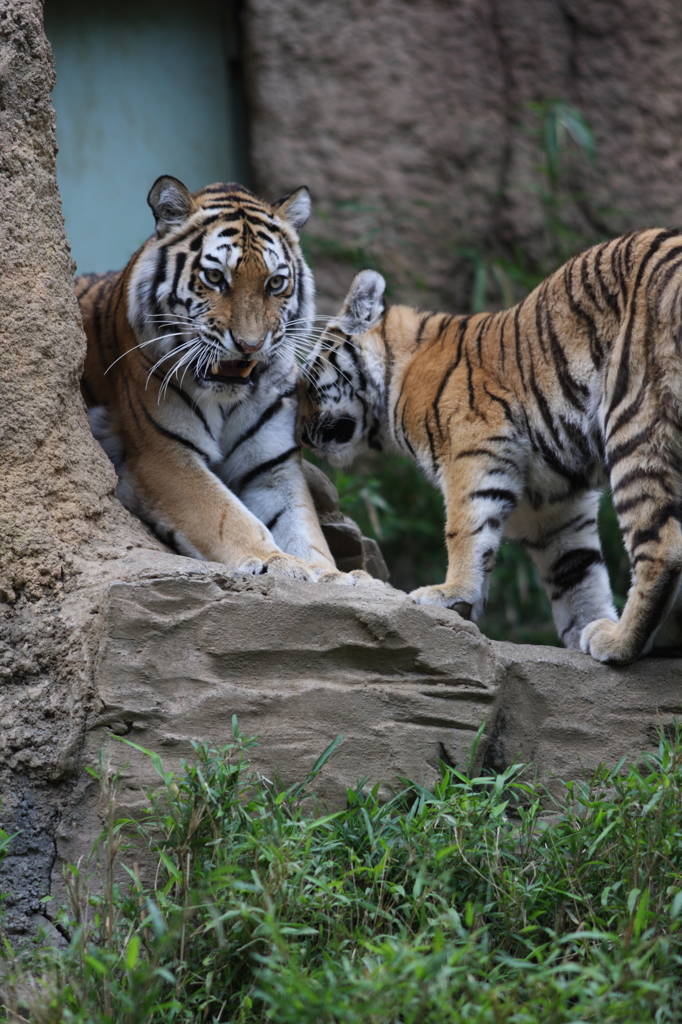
(267, 274), (286, 293)
(205, 268), (224, 286)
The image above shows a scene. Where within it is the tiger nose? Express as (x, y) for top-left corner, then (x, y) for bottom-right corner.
(233, 336), (264, 354)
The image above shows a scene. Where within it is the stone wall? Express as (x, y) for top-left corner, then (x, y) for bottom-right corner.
(244, 0), (682, 311)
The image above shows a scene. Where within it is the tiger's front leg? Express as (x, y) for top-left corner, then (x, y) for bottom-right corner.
(122, 443), (314, 579)
(219, 392), (374, 586)
(410, 446), (523, 619)
(236, 451), (372, 584)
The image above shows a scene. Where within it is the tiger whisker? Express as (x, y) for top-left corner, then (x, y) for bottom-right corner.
(145, 311), (195, 318)
(285, 315), (339, 325)
(105, 331), (192, 374)
(284, 325), (328, 337)
(158, 342), (205, 399)
(177, 343), (214, 391)
(285, 321), (335, 333)
(145, 339), (200, 392)
(144, 319), (196, 331)
(282, 331), (329, 349)
(144, 312), (196, 324)
(293, 362), (319, 390)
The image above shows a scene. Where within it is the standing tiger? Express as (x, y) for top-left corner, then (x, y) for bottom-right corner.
(298, 230), (682, 663)
(77, 175), (359, 583)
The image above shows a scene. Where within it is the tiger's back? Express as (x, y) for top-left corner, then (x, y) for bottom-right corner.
(397, 230), (682, 485)
(300, 229), (682, 663)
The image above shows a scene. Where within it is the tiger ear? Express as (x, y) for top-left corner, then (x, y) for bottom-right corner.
(273, 186), (311, 231)
(148, 176), (196, 237)
(337, 270), (387, 336)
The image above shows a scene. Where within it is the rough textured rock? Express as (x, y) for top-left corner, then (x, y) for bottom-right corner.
(5, 546), (681, 934)
(0, 0), (152, 604)
(302, 461), (390, 580)
(0, 0), (159, 810)
(0, 1), (385, 935)
(58, 565), (682, 906)
(243, 0), (682, 312)
(0, 0), (161, 936)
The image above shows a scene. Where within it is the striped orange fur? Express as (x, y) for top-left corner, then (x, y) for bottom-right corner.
(76, 175), (364, 584)
(299, 230), (682, 663)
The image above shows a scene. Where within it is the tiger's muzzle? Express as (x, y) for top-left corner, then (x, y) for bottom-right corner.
(233, 335), (265, 355)
(299, 414), (357, 450)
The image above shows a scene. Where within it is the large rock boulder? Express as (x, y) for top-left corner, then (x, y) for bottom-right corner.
(2, 548), (682, 936)
(31, 559), (682, 938)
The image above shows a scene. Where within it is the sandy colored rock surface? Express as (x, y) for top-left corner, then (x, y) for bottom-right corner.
(53, 566), (681, 914)
(84, 567), (682, 808)
(0, 0), (165, 934)
(5, 552), (681, 935)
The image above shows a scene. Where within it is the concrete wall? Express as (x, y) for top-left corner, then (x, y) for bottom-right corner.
(243, 0), (682, 311)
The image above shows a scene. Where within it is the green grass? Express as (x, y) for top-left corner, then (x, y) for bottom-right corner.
(3, 723), (682, 1023)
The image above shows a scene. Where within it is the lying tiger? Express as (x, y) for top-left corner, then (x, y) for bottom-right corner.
(77, 175), (364, 584)
(298, 230), (682, 663)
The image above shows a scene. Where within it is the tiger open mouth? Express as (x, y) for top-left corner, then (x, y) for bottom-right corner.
(201, 359), (258, 384)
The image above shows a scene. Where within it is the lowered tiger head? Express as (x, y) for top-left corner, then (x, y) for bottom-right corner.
(127, 175), (314, 398)
(298, 269), (388, 464)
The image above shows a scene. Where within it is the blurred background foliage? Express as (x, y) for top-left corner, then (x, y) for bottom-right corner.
(307, 102), (631, 647)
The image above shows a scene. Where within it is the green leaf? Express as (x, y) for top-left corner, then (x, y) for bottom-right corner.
(145, 899), (167, 937)
(627, 888), (641, 914)
(587, 819), (619, 857)
(114, 735), (175, 785)
(310, 734), (344, 776)
(543, 102), (595, 181)
(633, 887), (650, 938)
(157, 850), (182, 883)
(84, 954), (108, 976)
(125, 935), (140, 971)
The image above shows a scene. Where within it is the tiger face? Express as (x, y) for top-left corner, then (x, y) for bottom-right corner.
(298, 269), (387, 464)
(127, 176), (314, 400)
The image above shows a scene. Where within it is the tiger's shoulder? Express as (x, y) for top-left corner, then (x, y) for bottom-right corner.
(75, 270), (121, 321)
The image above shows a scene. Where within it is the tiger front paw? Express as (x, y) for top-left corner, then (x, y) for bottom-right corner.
(311, 565), (385, 587)
(237, 552), (314, 582)
(580, 618), (638, 664)
(409, 584), (476, 620)
(348, 568), (386, 587)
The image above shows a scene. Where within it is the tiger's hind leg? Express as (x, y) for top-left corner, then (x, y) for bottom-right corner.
(510, 491), (617, 650)
(581, 449), (682, 664)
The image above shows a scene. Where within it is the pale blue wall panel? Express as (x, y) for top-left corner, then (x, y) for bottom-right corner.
(46, 0), (247, 273)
